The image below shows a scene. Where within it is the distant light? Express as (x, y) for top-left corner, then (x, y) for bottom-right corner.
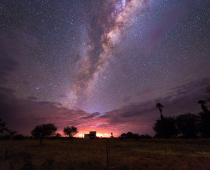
(96, 133), (103, 137)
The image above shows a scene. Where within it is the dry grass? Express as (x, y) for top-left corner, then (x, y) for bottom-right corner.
(0, 138), (210, 170)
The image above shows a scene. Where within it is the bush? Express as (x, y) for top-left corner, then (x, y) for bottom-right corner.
(198, 112), (210, 137)
(153, 117), (178, 138)
(176, 113), (198, 138)
(13, 134), (25, 140)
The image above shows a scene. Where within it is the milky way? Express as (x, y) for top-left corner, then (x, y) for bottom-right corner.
(0, 0), (210, 136)
(68, 0), (149, 109)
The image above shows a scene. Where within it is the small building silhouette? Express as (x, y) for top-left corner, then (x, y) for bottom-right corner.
(84, 131), (96, 139)
(84, 134), (90, 139)
(90, 131), (96, 136)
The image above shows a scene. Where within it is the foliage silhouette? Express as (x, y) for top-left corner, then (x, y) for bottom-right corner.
(8, 130), (17, 138)
(197, 100), (210, 137)
(55, 133), (62, 138)
(121, 133), (127, 138)
(119, 133), (127, 140)
(0, 118), (17, 139)
(133, 133), (140, 140)
(156, 103), (164, 120)
(126, 132), (134, 139)
(120, 132), (151, 140)
(13, 134), (25, 140)
(198, 100), (209, 113)
(176, 113), (198, 138)
(0, 118), (8, 135)
(153, 117), (178, 138)
(63, 126), (78, 140)
(31, 123), (57, 145)
(198, 112), (210, 137)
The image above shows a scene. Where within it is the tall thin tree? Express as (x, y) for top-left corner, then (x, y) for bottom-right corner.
(156, 103), (164, 120)
(198, 100), (209, 113)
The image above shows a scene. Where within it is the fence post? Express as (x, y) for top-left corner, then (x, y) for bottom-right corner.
(106, 140), (110, 168)
(3, 150), (8, 161)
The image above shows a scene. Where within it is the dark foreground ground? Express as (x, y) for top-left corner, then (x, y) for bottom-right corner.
(0, 138), (210, 170)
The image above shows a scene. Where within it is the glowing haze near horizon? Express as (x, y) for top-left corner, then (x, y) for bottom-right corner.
(0, 0), (210, 137)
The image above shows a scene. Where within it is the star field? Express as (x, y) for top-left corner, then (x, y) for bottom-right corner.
(0, 0), (210, 136)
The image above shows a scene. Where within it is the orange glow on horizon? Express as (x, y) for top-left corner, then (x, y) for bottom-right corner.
(96, 133), (103, 137)
(96, 133), (111, 138)
(75, 132), (112, 138)
(78, 133), (84, 138)
(57, 128), (119, 138)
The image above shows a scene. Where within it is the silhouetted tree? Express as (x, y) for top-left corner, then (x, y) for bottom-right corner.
(206, 86), (210, 102)
(8, 130), (17, 138)
(197, 100), (210, 137)
(198, 112), (210, 137)
(63, 126), (78, 140)
(127, 132), (134, 139)
(0, 118), (8, 135)
(156, 103), (164, 120)
(119, 133), (126, 140)
(13, 134), (25, 140)
(176, 113), (198, 138)
(198, 100), (209, 114)
(133, 134), (140, 140)
(55, 133), (62, 138)
(153, 117), (178, 138)
(31, 123), (57, 145)
(121, 133), (127, 138)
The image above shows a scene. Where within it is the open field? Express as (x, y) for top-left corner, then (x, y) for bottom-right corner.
(1, 139), (210, 170)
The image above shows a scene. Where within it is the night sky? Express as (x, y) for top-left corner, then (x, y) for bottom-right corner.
(0, 0), (210, 137)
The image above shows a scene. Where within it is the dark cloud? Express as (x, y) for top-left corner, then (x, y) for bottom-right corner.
(0, 86), (19, 115)
(0, 31), (39, 85)
(0, 77), (209, 136)
(81, 112), (100, 119)
(0, 36), (19, 84)
(0, 86), (89, 135)
(96, 78), (210, 135)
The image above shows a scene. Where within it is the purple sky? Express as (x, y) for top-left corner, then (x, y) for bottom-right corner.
(0, 0), (210, 137)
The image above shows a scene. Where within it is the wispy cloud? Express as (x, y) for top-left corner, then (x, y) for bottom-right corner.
(0, 78), (209, 136)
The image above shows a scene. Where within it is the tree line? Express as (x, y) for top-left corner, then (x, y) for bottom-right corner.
(153, 100), (210, 138)
(119, 132), (152, 140)
(1, 98), (209, 143)
(0, 120), (78, 145)
(31, 125), (78, 145)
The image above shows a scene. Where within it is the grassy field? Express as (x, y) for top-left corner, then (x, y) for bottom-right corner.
(0, 138), (210, 170)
